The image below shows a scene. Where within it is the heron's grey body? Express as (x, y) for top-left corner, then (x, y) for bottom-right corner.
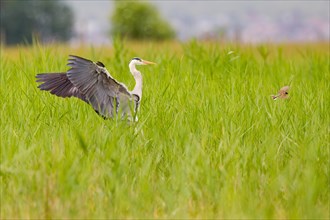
(36, 55), (148, 120)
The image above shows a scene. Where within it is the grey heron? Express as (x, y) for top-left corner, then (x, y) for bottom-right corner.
(271, 86), (290, 100)
(36, 55), (156, 120)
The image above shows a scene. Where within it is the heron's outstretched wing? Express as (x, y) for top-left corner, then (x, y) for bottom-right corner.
(36, 73), (87, 102)
(67, 55), (132, 118)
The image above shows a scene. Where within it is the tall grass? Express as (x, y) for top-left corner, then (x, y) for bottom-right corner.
(1, 41), (329, 218)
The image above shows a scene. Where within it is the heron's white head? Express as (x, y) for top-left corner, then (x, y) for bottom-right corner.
(130, 57), (156, 66)
(129, 57), (156, 96)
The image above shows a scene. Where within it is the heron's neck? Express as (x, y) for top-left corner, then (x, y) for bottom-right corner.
(129, 63), (143, 98)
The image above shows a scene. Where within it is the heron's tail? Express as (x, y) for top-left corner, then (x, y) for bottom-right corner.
(36, 73), (87, 101)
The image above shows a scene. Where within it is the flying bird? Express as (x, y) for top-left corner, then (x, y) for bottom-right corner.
(271, 86), (290, 100)
(36, 55), (156, 120)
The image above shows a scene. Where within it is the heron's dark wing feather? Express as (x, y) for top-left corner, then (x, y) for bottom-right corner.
(36, 73), (87, 102)
(132, 94), (140, 113)
(66, 55), (131, 118)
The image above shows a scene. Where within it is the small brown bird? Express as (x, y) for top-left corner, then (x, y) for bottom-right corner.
(271, 86), (290, 100)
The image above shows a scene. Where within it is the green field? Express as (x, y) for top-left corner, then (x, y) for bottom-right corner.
(1, 41), (329, 219)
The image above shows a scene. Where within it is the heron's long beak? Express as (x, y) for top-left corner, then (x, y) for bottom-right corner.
(142, 60), (157, 65)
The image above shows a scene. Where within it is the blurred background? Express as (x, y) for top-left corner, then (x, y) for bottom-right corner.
(1, 0), (329, 46)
